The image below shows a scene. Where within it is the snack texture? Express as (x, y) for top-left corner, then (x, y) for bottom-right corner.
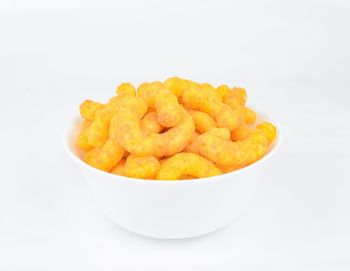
(76, 78), (277, 180)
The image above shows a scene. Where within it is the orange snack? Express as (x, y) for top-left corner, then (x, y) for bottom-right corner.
(125, 155), (160, 179)
(76, 78), (277, 179)
(187, 123), (276, 167)
(156, 153), (222, 180)
(138, 82), (182, 127)
(182, 85), (241, 131)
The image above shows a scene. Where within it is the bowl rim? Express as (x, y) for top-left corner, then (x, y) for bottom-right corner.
(62, 106), (282, 184)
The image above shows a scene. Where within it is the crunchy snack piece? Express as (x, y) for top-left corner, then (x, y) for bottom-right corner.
(138, 82), (182, 127)
(114, 103), (195, 157)
(111, 159), (126, 176)
(187, 122), (276, 167)
(79, 100), (104, 121)
(85, 95), (148, 148)
(227, 87), (247, 106)
(216, 85), (231, 101)
(82, 100), (149, 171)
(84, 139), (125, 171)
(186, 128), (230, 153)
(76, 120), (93, 151)
(140, 112), (165, 135)
(187, 109), (217, 134)
(125, 155), (160, 179)
(231, 125), (251, 141)
(243, 107), (256, 124)
(163, 77), (188, 98)
(116, 82), (136, 97)
(182, 85), (241, 130)
(156, 153), (222, 180)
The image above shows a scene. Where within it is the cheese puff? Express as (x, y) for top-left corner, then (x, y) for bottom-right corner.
(111, 159), (126, 176)
(124, 155), (160, 179)
(79, 100), (104, 121)
(83, 109), (134, 171)
(224, 86), (255, 123)
(84, 148), (100, 167)
(114, 103), (195, 157)
(150, 107), (195, 156)
(138, 82), (182, 127)
(231, 125), (251, 141)
(229, 87), (247, 105)
(187, 109), (217, 134)
(200, 83), (219, 98)
(84, 139), (125, 171)
(243, 107), (256, 124)
(186, 128), (230, 153)
(188, 122), (276, 167)
(85, 107), (112, 147)
(182, 86), (241, 131)
(156, 153), (222, 180)
(137, 81), (163, 104)
(116, 83), (136, 97)
(86, 96), (148, 148)
(206, 127), (231, 140)
(163, 77), (188, 98)
(257, 122), (277, 142)
(76, 120), (93, 151)
(140, 112), (165, 135)
(216, 85), (231, 101)
(82, 99), (148, 171)
(85, 91), (144, 148)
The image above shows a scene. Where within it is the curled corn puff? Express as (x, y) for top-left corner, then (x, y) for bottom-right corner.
(163, 77), (188, 98)
(138, 82), (182, 127)
(231, 125), (251, 141)
(140, 112), (165, 135)
(187, 109), (217, 133)
(243, 107), (256, 124)
(223, 87), (255, 124)
(124, 155), (160, 179)
(116, 83), (136, 97)
(84, 139), (125, 171)
(114, 102), (195, 157)
(185, 128), (230, 154)
(206, 127), (231, 140)
(216, 85), (231, 101)
(80, 100), (104, 121)
(85, 107), (112, 147)
(182, 86), (241, 130)
(76, 120), (93, 151)
(85, 95), (148, 147)
(156, 153), (222, 180)
(229, 87), (247, 105)
(200, 83), (219, 99)
(83, 114), (129, 171)
(188, 123), (276, 167)
(111, 159), (126, 176)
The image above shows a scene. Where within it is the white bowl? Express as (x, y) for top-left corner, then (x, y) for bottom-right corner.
(63, 109), (280, 239)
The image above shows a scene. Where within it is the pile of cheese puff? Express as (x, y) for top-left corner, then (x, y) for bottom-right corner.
(76, 77), (277, 180)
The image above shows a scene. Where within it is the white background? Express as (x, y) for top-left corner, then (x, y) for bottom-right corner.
(0, 0), (349, 270)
